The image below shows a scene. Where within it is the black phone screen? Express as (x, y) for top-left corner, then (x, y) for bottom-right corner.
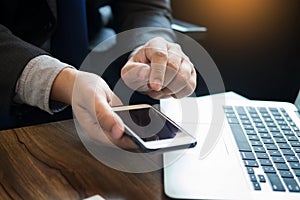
(115, 107), (182, 142)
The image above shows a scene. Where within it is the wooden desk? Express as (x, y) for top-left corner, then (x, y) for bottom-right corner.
(0, 120), (170, 200)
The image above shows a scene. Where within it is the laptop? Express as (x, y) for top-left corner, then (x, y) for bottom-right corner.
(161, 91), (300, 200)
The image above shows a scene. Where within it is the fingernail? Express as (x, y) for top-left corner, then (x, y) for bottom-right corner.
(151, 78), (162, 91)
(111, 114), (124, 139)
(111, 124), (123, 139)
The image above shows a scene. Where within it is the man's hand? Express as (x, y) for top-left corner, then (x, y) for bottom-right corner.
(51, 68), (136, 149)
(121, 37), (197, 99)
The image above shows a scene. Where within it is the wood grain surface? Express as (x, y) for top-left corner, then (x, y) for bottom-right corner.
(0, 120), (170, 200)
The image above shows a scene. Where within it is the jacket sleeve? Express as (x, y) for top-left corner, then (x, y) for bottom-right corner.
(111, 0), (175, 45)
(0, 24), (48, 113)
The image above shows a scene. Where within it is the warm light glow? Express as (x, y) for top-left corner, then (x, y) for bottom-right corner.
(202, 0), (279, 32)
(171, 0), (295, 44)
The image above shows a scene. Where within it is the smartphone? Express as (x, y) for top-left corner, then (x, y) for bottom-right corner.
(112, 104), (197, 152)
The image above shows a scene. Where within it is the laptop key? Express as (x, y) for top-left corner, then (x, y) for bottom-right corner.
(264, 117), (273, 122)
(281, 149), (295, 156)
(269, 127), (280, 132)
(249, 174), (257, 182)
(236, 106), (246, 115)
(252, 182), (261, 191)
(282, 178), (300, 192)
(242, 119), (252, 125)
(262, 139), (275, 144)
(265, 144), (277, 150)
(272, 157), (285, 163)
(227, 117), (239, 124)
(293, 147), (300, 153)
(280, 125), (291, 130)
(286, 136), (299, 141)
(243, 125), (254, 130)
(276, 163), (290, 171)
(285, 117), (293, 122)
(279, 108), (286, 112)
(246, 106), (256, 113)
(259, 133), (271, 139)
(224, 106), (234, 112)
(277, 120), (288, 125)
(248, 135), (260, 141)
(289, 162), (300, 169)
(239, 115), (249, 120)
(247, 167), (254, 174)
(268, 150), (282, 157)
(226, 113), (236, 118)
(246, 130), (256, 135)
(277, 143), (291, 149)
(256, 153), (269, 159)
(292, 126), (299, 131)
(258, 107), (268, 113)
(293, 169), (300, 177)
(271, 132), (283, 138)
(229, 124), (252, 152)
(253, 146), (266, 153)
(250, 113), (259, 118)
(258, 174), (266, 183)
(253, 118), (263, 123)
(261, 113), (270, 118)
(257, 128), (268, 133)
(288, 122), (296, 126)
(254, 123), (265, 128)
(279, 170), (294, 178)
(274, 138), (286, 143)
(291, 142), (300, 147)
(274, 116), (284, 120)
(266, 122), (277, 127)
(259, 159), (273, 166)
(282, 130), (295, 136)
(266, 173), (285, 191)
(286, 156), (299, 163)
(263, 166), (276, 173)
(250, 140), (263, 146)
(244, 160), (259, 167)
(240, 152), (256, 160)
(270, 108), (279, 112)
(271, 112), (281, 116)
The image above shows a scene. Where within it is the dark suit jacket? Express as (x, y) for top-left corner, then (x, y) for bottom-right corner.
(0, 0), (173, 116)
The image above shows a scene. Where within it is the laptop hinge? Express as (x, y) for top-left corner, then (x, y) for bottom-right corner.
(296, 111), (300, 119)
(295, 90), (300, 110)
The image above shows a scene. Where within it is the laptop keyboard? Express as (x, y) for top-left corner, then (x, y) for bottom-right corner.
(224, 106), (300, 192)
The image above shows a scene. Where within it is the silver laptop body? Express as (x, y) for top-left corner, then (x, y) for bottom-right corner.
(162, 91), (300, 200)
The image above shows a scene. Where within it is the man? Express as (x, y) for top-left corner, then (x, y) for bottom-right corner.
(0, 0), (196, 147)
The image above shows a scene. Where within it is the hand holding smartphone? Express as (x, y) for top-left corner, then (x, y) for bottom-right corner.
(113, 104), (197, 152)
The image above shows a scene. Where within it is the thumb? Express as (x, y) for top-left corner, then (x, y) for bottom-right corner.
(95, 94), (125, 140)
(121, 61), (151, 91)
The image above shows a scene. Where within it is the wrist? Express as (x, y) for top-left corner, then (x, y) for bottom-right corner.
(51, 67), (78, 105)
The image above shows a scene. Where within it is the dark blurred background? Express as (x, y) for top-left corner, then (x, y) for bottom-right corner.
(171, 0), (299, 102)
